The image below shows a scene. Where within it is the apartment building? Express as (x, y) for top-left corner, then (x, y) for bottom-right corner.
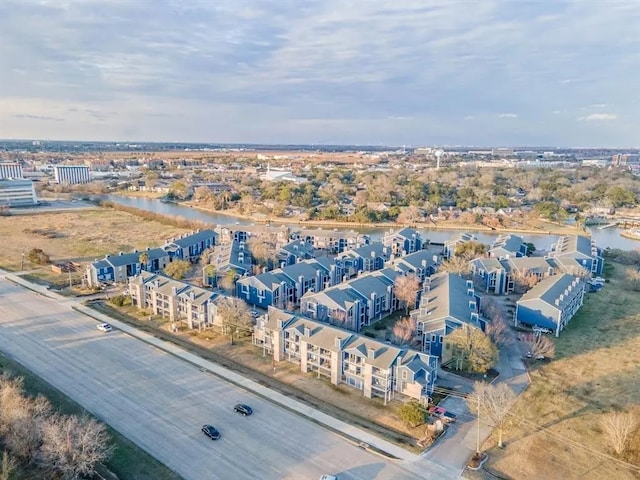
(382, 227), (425, 256)
(253, 307), (438, 404)
(443, 232), (478, 259)
(129, 272), (219, 329)
(0, 162), (24, 179)
(515, 274), (585, 337)
(547, 235), (604, 276)
(0, 179), (37, 206)
(86, 247), (170, 287)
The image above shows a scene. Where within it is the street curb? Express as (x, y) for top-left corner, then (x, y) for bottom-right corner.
(72, 304), (407, 462)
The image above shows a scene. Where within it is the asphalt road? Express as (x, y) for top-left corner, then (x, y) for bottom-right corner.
(0, 278), (459, 480)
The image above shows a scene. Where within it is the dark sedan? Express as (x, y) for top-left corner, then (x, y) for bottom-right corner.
(201, 424), (221, 440)
(234, 404), (253, 416)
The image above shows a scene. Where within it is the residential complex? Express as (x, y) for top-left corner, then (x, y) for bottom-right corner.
(515, 274), (585, 336)
(0, 162), (24, 179)
(253, 307), (438, 404)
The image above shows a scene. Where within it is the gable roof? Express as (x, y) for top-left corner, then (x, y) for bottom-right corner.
(170, 229), (217, 248)
(518, 273), (583, 315)
(551, 235), (599, 259)
(489, 234), (524, 258)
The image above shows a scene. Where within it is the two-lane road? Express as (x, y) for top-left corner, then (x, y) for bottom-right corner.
(0, 278), (459, 480)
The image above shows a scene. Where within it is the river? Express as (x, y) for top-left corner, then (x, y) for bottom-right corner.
(105, 195), (639, 251)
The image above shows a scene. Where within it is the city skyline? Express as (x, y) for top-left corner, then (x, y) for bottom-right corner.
(1, 1), (639, 147)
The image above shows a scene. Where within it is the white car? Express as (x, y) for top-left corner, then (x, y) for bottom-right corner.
(320, 476), (338, 480)
(97, 323), (112, 333)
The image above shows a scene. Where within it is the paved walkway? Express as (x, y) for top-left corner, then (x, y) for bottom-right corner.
(3, 271), (424, 464)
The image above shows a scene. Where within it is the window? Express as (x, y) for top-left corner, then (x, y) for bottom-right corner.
(402, 370), (408, 380)
(431, 334), (437, 342)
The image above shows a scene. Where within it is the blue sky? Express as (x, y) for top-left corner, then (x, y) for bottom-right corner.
(1, 0), (639, 147)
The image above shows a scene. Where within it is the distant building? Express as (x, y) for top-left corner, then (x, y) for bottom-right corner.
(54, 165), (90, 184)
(0, 179), (37, 206)
(0, 163), (24, 179)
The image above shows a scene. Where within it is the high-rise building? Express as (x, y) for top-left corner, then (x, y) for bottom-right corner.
(0, 162), (24, 179)
(53, 165), (90, 184)
(0, 179), (38, 206)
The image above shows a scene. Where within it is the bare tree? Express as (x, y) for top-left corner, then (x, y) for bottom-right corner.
(394, 274), (421, 313)
(391, 317), (417, 345)
(480, 298), (511, 347)
(522, 333), (555, 359)
(467, 381), (517, 448)
(216, 297), (253, 342)
(446, 326), (497, 373)
(600, 411), (637, 456)
(0, 451), (16, 480)
(510, 271), (540, 293)
(626, 268), (640, 292)
(328, 309), (350, 329)
(0, 375), (51, 464)
(38, 414), (113, 480)
(438, 256), (470, 276)
(247, 236), (279, 270)
(455, 241), (487, 260)
(219, 269), (239, 291)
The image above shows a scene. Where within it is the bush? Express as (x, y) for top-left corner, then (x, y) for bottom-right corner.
(373, 322), (387, 331)
(398, 400), (426, 428)
(362, 331), (376, 338)
(109, 295), (127, 307)
(27, 248), (50, 265)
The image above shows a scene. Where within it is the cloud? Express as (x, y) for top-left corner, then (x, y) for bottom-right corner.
(579, 113), (617, 121)
(0, 0), (639, 146)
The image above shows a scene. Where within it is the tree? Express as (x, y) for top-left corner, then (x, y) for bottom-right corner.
(438, 256), (470, 276)
(481, 298), (511, 348)
(247, 236), (279, 270)
(163, 260), (191, 280)
(394, 274), (420, 313)
(398, 401), (426, 428)
(524, 242), (536, 256)
(627, 268), (640, 292)
(38, 414), (113, 480)
(510, 271), (540, 293)
(193, 185), (212, 202)
(391, 316), (417, 346)
(219, 269), (238, 291)
(600, 411), (637, 455)
(0, 451), (16, 480)
(446, 326), (497, 373)
(202, 264), (217, 287)
(522, 333), (555, 359)
(455, 241), (487, 260)
(138, 251), (149, 271)
(216, 297), (253, 343)
(467, 382), (517, 448)
(168, 180), (189, 200)
(27, 248), (50, 265)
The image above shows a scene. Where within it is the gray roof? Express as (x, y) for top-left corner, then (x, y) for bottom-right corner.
(348, 274), (393, 299)
(105, 251), (142, 267)
(489, 234), (524, 258)
(391, 249), (437, 271)
(501, 256), (554, 275)
(552, 235), (598, 259)
(518, 273), (583, 317)
(413, 272), (476, 331)
(280, 239), (314, 257)
(170, 229), (217, 248)
(470, 257), (504, 273)
(342, 336), (403, 369)
(281, 260), (326, 282)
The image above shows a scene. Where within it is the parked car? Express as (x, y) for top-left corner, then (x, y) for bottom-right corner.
(319, 476), (338, 480)
(532, 326), (552, 335)
(526, 352), (545, 361)
(97, 323), (112, 333)
(201, 424), (221, 440)
(428, 406), (457, 423)
(234, 404), (253, 416)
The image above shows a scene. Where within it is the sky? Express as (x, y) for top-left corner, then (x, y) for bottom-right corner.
(1, 0), (639, 147)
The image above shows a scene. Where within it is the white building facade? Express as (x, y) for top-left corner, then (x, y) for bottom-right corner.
(0, 179), (38, 206)
(54, 165), (90, 184)
(0, 163), (24, 179)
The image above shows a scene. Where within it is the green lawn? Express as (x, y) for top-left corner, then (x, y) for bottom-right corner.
(0, 353), (182, 480)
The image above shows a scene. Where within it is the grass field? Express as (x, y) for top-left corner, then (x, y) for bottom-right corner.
(479, 262), (640, 480)
(0, 209), (190, 271)
(0, 353), (182, 480)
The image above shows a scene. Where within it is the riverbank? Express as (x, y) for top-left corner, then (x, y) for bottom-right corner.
(620, 229), (640, 241)
(183, 200), (583, 236)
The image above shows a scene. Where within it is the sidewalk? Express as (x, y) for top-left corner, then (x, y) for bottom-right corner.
(3, 271), (419, 462)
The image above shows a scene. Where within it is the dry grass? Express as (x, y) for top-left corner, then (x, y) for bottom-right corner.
(0, 209), (190, 270)
(482, 262), (640, 480)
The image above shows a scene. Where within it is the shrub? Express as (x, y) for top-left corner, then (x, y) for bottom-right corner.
(109, 295), (127, 307)
(398, 401), (426, 428)
(27, 248), (50, 265)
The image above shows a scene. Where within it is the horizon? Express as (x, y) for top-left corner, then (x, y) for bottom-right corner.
(1, 1), (639, 147)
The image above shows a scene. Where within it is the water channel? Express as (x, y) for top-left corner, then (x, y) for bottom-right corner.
(106, 195), (639, 251)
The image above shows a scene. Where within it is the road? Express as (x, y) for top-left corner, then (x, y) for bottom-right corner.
(0, 276), (460, 480)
